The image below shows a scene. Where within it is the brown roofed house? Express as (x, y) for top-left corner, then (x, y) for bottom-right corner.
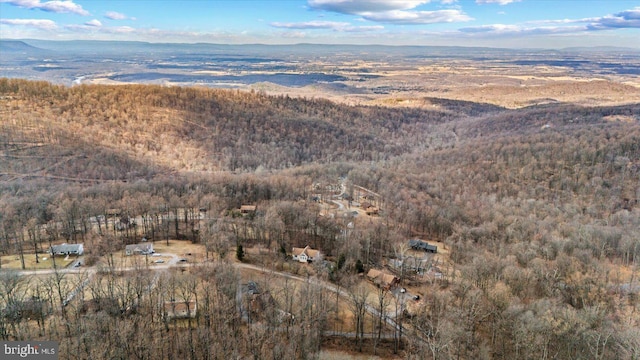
(367, 269), (400, 290)
(105, 209), (121, 218)
(164, 300), (197, 320)
(241, 281), (277, 322)
(291, 246), (323, 263)
(365, 206), (379, 215)
(240, 205), (257, 214)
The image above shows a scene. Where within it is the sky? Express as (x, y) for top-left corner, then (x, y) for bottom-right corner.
(1, 0), (639, 48)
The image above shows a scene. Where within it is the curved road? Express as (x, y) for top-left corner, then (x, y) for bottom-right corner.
(15, 259), (405, 335)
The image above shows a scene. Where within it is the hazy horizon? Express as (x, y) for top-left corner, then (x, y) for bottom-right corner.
(1, 1), (639, 49)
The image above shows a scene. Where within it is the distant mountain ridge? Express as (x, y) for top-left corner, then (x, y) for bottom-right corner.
(562, 46), (640, 53)
(5, 38), (638, 52)
(5, 39), (526, 56)
(0, 40), (47, 53)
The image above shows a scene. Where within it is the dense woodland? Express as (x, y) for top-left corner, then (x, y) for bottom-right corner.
(1, 78), (639, 359)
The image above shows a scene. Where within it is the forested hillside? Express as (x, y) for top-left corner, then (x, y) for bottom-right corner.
(1, 79), (468, 173)
(1, 78), (639, 359)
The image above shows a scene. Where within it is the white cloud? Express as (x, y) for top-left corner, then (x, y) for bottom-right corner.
(476, 0), (521, 5)
(0, 0), (89, 16)
(105, 11), (128, 20)
(360, 9), (471, 24)
(308, 0), (430, 14)
(64, 24), (93, 31)
(459, 23), (519, 33)
(344, 25), (385, 32)
(0, 18), (57, 30)
(522, 7), (640, 30)
(459, 23), (587, 37)
(65, 24), (135, 34)
(308, 0), (471, 24)
(270, 20), (383, 32)
(84, 19), (102, 27)
(270, 20), (351, 29)
(585, 7), (640, 30)
(459, 24), (587, 39)
(459, 6), (640, 38)
(107, 26), (136, 34)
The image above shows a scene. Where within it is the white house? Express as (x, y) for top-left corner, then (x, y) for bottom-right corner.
(125, 243), (154, 256)
(291, 246), (322, 263)
(49, 243), (84, 256)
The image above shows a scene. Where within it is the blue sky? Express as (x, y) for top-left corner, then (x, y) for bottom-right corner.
(1, 0), (639, 48)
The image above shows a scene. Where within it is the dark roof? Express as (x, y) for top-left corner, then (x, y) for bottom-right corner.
(409, 239), (437, 252)
(245, 281), (260, 295)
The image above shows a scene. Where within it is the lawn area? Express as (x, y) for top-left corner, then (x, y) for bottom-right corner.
(99, 240), (207, 268)
(152, 239), (207, 259)
(0, 253), (76, 270)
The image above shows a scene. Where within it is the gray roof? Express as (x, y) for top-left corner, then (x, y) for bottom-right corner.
(125, 243), (153, 252)
(50, 243), (83, 253)
(409, 239), (437, 252)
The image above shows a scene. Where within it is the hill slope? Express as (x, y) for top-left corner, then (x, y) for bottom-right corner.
(1, 78), (639, 360)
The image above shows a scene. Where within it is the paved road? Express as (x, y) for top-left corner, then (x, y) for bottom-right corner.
(234, 263), (403, 332)
(14, 257), (411, 339)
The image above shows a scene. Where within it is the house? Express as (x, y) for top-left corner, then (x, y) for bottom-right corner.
(164, 300), (197, 320)
(240, 281), (277, 322)
(49, 243), (84, 256)
(340, 193), (353, 201)
(291, 246), (323, 263)
(389, 256), (431, 275)
(80, 298), (121, 317)
(409, 239), (437, 253)
(366, 269), (400, 290)
(115, 216), (135, 231)
(365, 206), (379, 215)
(3, 296), (50, 322)
(125, 243), (154, 256)
(105, 209), (121, 218)
(240, 205), (257, 214)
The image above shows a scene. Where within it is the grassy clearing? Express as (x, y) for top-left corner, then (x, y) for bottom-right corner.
(98, 240), (207, 268)
(0, 253), (76, 270)
(152, 240), (207, 259)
